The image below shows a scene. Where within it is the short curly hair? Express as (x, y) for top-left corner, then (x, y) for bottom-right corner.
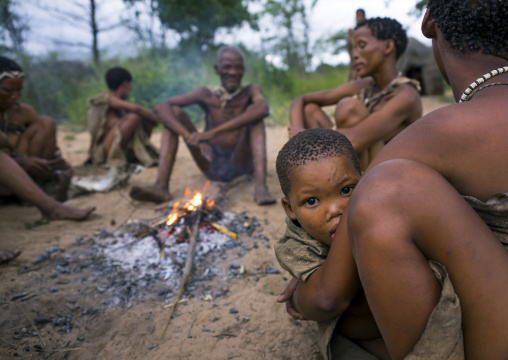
(427, 0), (508, 55)
(105, 66), (132, 90)
(276, 128), (361, 197)
(356, 17), (407, 59)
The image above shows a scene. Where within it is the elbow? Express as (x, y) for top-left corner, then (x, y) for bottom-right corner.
(317, 289), (351, 318)
(302, 287), (351, 322)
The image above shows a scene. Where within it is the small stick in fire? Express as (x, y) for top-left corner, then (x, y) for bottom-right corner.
(159, 204), (204, 340)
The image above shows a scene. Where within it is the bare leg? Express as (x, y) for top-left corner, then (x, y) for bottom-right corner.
(0, 152), (94, 220)
(16, 115), (57, 159)
(130, 107), (206, 203)
(102, 113), (147, 154)
(335, 97), (384, 171)
(288, 103), (333, 138)
(248, 119), (275, 205)
(348, 159), (508, 359)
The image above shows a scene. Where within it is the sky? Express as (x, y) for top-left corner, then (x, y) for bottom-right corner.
(19, 0), (429, 66)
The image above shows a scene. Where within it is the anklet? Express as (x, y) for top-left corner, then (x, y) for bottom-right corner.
(460, 66), (508, 102)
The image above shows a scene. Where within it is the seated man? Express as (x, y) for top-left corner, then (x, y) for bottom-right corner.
(0, 56), (71, 201)
(130, 46), (275, 206)
(289, 17), (422, 170)
(86, 66), (159, 167)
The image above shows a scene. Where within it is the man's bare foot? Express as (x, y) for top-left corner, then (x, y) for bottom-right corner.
(43, 204), (95, 221)
(0, 248), (21, 264)
(255, 184), (276, 206)
(129, 185), (172, 203)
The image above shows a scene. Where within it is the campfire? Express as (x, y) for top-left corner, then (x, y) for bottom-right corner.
(136, 185), (238, 259)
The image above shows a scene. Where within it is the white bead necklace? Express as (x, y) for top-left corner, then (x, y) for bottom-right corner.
(459, 66), (508, 103)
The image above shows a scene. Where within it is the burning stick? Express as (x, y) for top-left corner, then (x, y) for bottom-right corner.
(159, 207), (203, 340)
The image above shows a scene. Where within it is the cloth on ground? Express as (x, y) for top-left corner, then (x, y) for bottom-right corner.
(86, 92), (158, 168)
(275, 192), (508, 359)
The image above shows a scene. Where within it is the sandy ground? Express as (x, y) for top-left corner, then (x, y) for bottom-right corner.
(0, 96), (447, 360)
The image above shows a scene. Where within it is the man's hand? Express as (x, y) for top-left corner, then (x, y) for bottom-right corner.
(15, 156), (52, 180)
(186, 131), (215, 147)
(277, 278), (307, 320)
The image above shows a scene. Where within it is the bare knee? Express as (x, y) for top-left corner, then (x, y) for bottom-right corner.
(348, 160), (437, 250)
(303, 102), (322, 120)
(335, 97), (369, 128)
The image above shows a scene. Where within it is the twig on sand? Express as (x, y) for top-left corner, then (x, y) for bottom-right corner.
(159, 208), (203, 340)
(15, 303), (45, 347)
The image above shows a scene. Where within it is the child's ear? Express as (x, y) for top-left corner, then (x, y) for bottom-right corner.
(281, 197), (297, 221)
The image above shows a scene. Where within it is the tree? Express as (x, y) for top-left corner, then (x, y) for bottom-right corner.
(0, 0), (28, 54)
(35, 0), (121, 66)
(261, 0), (318, 72)
(122, 0), (168, 49)
(140, 0), (257, 51)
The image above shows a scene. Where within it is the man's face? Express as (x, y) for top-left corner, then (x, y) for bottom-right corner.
(281, 156), (360, 246)
(215, 51), (245, 92)
(0, 78), (23, 112)
(352, 25), (388, 78)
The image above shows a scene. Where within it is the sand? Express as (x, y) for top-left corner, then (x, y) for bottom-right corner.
(0, 96), (447, 359)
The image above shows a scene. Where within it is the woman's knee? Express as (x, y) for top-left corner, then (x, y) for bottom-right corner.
(335, 97), (368, 126)
(303, 102), (322, 119)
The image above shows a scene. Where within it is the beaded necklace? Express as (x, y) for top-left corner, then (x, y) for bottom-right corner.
(459, 66), (508, 103)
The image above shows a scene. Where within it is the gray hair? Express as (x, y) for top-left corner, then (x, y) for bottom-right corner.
(216, 46), (245, 66)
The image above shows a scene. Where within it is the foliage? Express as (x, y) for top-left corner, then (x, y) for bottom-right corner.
(17, 47), (348, 128)
(261, 0), (317, 72)
(412, 0), (428, 16)
(0, 0), (28, 54)
(125, 0), (257, 51)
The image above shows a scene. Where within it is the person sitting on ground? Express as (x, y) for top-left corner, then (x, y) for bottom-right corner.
(0, 56), (72, 201)
(278, 1), (508, 359)
(86, 66), (159, 168)
(0, 131), (95, 264)
(275, 128), (379, 359)
(289, 17), (422, 170)
(129, 46), (276, 206)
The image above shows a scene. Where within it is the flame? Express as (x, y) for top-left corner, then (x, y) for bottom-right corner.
(166, 187), (212, 225)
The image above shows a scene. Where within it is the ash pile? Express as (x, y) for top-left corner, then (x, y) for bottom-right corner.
(91, 209), (269, 306)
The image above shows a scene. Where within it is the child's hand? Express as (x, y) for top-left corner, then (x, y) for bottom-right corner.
(277, 278), (307, 320)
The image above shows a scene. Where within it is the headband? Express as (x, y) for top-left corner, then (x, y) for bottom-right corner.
(0, 70), (25, 82)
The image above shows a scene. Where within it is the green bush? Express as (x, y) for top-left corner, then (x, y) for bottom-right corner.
(16, 48), (349, 128)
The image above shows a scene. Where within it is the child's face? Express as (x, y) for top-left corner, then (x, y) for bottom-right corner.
(281, 156), (361, 246)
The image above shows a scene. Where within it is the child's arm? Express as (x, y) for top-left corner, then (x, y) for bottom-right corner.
(279, 214), (361, 322)
(109, 97), (159, 124)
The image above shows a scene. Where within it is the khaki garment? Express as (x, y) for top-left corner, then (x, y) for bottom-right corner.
(86, 92), (158, 168)
(275, 192), (508, 359)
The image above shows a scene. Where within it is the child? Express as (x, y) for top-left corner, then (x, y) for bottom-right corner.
(275, 128), (379, 359)
(86, 66), (159, 167)
(275, 128), (361, 280)
(274, 128), (386, 360)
